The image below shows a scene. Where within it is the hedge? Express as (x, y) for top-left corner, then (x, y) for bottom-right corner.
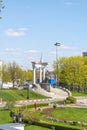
(34, 121), (84, 130)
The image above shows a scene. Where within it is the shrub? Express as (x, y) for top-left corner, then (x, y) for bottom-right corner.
(53, 103), (57, 109)
(72, 121), (79, 126)
(65, 96), (76, 104)
(5, 100), (15, 110)
(22, 110), (40, 124)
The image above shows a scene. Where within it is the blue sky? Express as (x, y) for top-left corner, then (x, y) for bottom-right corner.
(0, 0), (87, 70)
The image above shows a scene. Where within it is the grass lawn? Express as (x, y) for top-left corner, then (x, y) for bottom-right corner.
(0, 110), (12, 124)
(50, 107), (87, 122)
(23, 110), (84, 130)
(0, 89), (47, 101)
(0, 107), (85, 130)
(25, 125), (51, 130)
(72, 91), (87, 96)
(0, 110), (50, 130)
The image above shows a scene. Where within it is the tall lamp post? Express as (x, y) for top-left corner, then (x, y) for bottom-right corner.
(54, 42), (61, 87)
(27, 84), (29, 99)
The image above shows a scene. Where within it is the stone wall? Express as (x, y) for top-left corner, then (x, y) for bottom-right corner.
(40, 83), (50, 92)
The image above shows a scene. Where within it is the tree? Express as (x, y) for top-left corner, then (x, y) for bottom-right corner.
(0, 0), (5, 19)
(26, 69), (32, 81)
(8, 62), (20, 87)
(2, 63), (11, 83)
(53, 56), (87, 93)
(2, 61), (33, 87)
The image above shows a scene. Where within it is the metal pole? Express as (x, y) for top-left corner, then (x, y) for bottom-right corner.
(27, 84), (29, 99)
(56, 45), (59, 87)
(54, 42), (61, 88)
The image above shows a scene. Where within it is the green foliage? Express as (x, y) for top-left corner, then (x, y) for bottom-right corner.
(5, 100), (15, 110)
(53, 56), (87, 92)
(65, 96), (76, 104)
(53, 103), (57, 109)
(23, 111), (40, 124)
(34, 121), (83, 130)
(72, 91), (87, 96)
(25, 125), (51, 130)
(22, 103), (48, 109)
(0, 0), (5, 19)
(2, 62), (32, 85)
(25, 69), (32, 81)
(72, 121), (79, 126)
(2, 63), (12, 83)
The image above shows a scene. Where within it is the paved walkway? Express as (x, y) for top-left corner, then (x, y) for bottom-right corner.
(0, 96), (87, 108)
(32, 84), (69, 98)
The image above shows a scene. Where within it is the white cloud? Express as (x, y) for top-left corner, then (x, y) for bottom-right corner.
(0, 52), (5, 56)
(60, 44), (77, 50)
(27, 56), (35, 61)
(5, 28), (28, 37)
(24, 50), (39, 54)
(5, 48), (21, 51)
(5, 48), (23, 58)
(18, 28), (28, 31)
(11, 52), (23, 57)
(82, 49), (87, 52)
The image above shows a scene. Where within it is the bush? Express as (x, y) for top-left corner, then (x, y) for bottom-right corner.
(22, 110), (40, 124)
(5, 100), (15, 110)
(34, 121), (83, 130)
(72, 121), (79, 126)
(23, 103), (48, 109)
(53, 103), (57, 109)
(65, 96), (76, 104)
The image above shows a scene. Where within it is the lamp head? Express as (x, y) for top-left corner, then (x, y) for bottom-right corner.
(54, 42), (61, 46)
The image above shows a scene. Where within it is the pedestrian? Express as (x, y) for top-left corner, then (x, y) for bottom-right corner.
(34, 102), (37, 110)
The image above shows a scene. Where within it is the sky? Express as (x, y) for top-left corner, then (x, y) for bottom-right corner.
(0, 0), (87, 70)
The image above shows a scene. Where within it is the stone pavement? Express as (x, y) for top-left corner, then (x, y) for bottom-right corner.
(0, 96), (87, 108)
(32, 84), (69, 98)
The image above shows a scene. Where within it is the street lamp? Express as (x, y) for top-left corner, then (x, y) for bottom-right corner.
(27, 84), (29, 99)
(54, 42), (61, 87)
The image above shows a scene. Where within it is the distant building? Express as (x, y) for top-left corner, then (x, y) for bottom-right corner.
(32, 61), (48, 84)
(83, 52), (87, 56)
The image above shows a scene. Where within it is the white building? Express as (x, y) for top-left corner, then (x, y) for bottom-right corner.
(32, 61), (48, 84)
